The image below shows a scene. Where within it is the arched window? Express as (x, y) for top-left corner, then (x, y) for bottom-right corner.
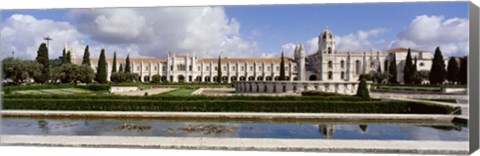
(340, 60), (345, 68)
(328, 71), (333, 80)
(328, 61), (333, 68)
(355, 60), (361, 74)
(323, 33), (327, 39)
(384, 60), (389, 72)
(341, 72), (345, 80)
(328, 47), (332, 54)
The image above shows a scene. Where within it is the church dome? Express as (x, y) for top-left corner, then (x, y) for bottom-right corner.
(320, 26), (334, 40)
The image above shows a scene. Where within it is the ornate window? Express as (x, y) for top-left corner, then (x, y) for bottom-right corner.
(328, 71), (333, 80)
(340, 60), (345, 68)
(328, 61), (333, 68)
(341, 72), (345, 80)
(328, 47), (332, 54)
(177, 64), (186, 71)
(355, 60), (361, 74)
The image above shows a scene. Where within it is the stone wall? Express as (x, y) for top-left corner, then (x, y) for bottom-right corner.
(234, 81), (364, 95)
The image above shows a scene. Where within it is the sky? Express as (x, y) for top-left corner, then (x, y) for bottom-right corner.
(0, 2), (469, 60)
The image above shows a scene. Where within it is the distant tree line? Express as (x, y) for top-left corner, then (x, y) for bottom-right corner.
(368, 46), (467, 85)
(1, 43), (468, 86)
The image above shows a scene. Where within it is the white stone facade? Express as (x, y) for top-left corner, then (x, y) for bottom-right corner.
(72, 27), (445, 84)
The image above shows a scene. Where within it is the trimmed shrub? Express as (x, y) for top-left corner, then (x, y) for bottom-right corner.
(2, 99), (458, 114)
(301, 91), (345, 97)
(356, 78), (370, 99)
(151, 74), (161, 83)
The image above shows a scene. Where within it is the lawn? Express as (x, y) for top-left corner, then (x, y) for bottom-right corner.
(159, 88), (196, 96)
(13, 88), (92, 95)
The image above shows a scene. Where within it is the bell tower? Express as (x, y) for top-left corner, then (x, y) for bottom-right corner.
(318, 26), (336, 55)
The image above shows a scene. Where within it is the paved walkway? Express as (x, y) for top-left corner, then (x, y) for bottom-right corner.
(1, 110), (457, 122)
(371, 92), (468, 99)
(113, 88), (176, 96)
(1, 135), (468, 154)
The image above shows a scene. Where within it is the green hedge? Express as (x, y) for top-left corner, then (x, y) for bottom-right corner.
(2, 98), (458, 114)
(3, 94), (371, 101)
(76, 84), (111, 91)
(301, 91), (346, 97)
(3, 84), (76, 91)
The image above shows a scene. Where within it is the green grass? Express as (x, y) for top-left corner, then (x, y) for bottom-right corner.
(159, 88), (196, 96)
(12, 88), (92, 95)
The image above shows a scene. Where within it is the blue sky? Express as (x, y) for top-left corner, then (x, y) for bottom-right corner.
(224, 2), (468, 52)
(0, 2), (469, 60)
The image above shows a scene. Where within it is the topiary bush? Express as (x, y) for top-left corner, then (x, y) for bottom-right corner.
(356, 78), (370, 99)
(151, 74), (161, 83)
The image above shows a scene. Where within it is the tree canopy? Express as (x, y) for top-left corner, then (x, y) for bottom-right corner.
(34, 43), (50, 83)
(459, 56), (467, 85)
(429, 47), (447, 84)
(112, 51), (117, 73)
(279, 51), (286, 81)
(403, 48), (415, 84)
(2, 57), (42, 85)
(125, 54), (131, 73)
(95, 49), (108, 83)
(388, 55), (398, 84)
(82, 45), (91, 66)
(447, 57), (459, 84)
(217, 55), (222, 83)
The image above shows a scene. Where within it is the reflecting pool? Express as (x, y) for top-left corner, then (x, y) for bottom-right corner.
(1, 117), (468, 141)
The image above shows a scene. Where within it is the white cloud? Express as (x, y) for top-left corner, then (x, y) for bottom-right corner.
(335, 28), (387, 51)
(281, 28), (386, 57)
(389, 15), (469, 56)
(281, 43), (297, 57)
(68, 7), (260, 58)
(0, 14), (84, 60)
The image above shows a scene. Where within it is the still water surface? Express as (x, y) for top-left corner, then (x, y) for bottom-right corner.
(1, 117), (468, 141)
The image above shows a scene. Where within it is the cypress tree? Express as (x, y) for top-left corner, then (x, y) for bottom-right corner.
(447, 57), (459, 84)
(119, 63), (124, 72)
(403, 48), (414, 84)
(388, 55), (398, 84)
(62, 48), (67, 64)
(356, 78), (370, 99)
(429, 47), (447, 84)
(125, 54), (131, 73)
(112, 51), (117, 73)
(459, 56), (467, 85)
(35, 43), (50, 83)
(82, 45), (91, 66)
(217, 55), (222, 83)
(66, 51), (71, 64)
(95, 49), (108, 83)
(279, 51), (286, 81)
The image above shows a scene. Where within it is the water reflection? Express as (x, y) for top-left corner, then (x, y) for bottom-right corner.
(37, 120), (49, 134)
(318, 124), (336, 138)
(359, 124), (368, 132)
(1, 117), (468, 141)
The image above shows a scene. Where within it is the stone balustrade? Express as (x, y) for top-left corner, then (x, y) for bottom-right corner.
(234, 81), (366, 95)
